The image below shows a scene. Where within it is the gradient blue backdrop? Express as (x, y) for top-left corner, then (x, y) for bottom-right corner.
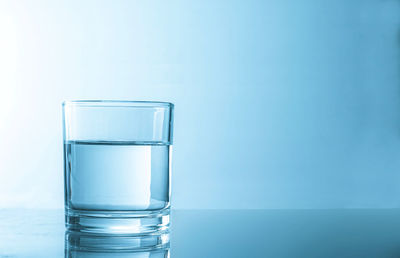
(0, 0), (399, 209)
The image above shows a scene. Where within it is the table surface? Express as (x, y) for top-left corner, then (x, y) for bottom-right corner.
(1, 209), (400, 257)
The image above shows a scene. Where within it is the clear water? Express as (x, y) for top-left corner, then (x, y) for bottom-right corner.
(64, 141), (170, 211)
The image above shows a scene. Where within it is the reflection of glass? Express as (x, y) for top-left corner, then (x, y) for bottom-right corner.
(65, 230), (170, 257)
(62, 101), (174, 234)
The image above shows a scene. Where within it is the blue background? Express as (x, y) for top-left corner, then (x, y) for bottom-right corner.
(0, 0), (399, 209)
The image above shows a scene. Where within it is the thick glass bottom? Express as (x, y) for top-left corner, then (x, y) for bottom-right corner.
(65, 208), (170, 235)
(65, 230), (170, 253)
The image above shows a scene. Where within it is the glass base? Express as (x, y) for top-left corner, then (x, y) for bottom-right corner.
(65, 230), (170, 253)
(65, 208), (170, 235)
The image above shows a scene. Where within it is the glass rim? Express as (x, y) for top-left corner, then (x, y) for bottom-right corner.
(62, 100), (174, 108)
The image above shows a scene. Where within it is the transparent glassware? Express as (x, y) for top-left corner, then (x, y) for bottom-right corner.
(62, 100), (174, 235)
(65, 230), (170, 255)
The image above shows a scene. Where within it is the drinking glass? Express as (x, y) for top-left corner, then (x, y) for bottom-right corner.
(62, 100), (174, 235)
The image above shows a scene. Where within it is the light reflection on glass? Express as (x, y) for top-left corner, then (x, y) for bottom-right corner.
(64, 230), (170, 258)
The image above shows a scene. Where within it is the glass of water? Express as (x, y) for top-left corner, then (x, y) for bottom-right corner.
(62, 100), (174, 235)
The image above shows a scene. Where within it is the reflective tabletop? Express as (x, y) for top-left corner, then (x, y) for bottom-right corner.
(1, 209), (400, 257)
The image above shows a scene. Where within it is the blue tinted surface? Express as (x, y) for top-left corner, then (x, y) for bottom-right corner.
(1, 209), (400, 257)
